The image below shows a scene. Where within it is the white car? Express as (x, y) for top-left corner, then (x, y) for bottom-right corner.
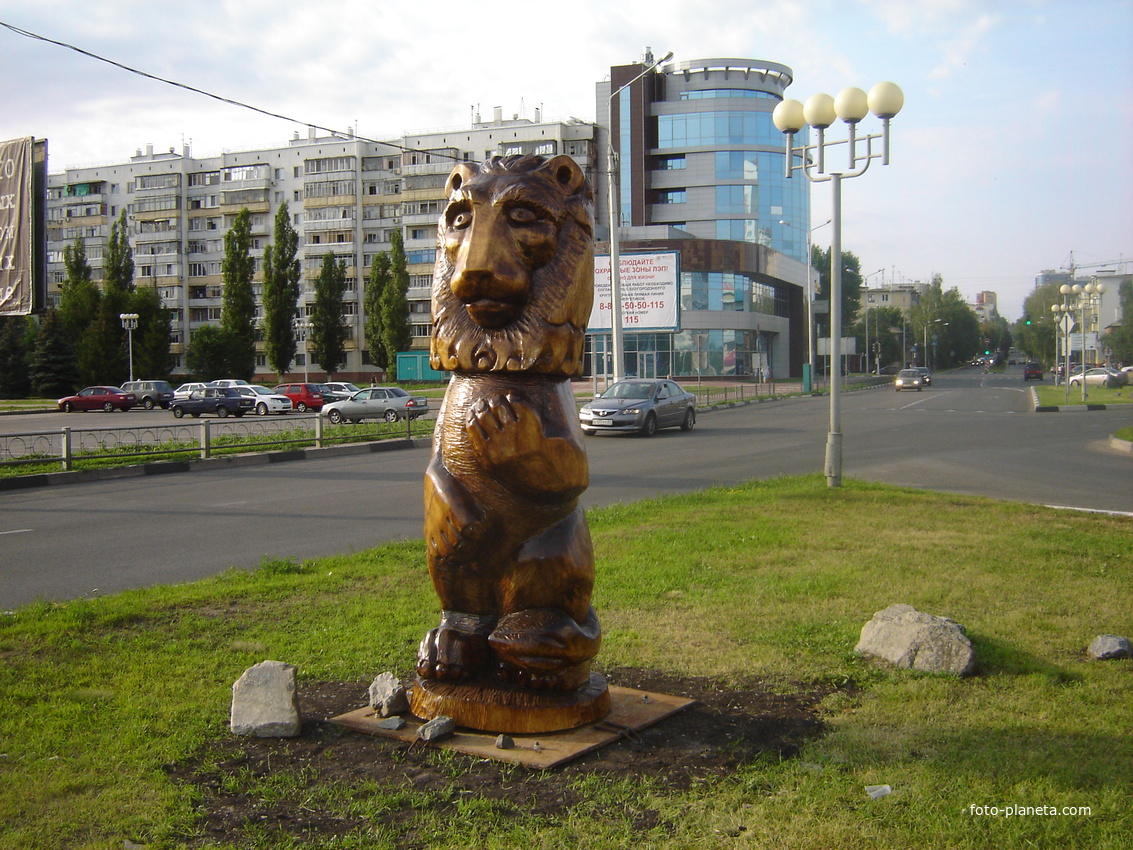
(323, 381), (363, 398)
(172, 382), (210, 400)
(211, 379), (251, 388)
(233, 384), (293, 415)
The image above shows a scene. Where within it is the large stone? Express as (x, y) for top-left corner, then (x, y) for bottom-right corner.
(368, 672), (409, 717)
(230, 660), (302, 737)
(1088, 634), (1131, 660)
(855, 604), (977, 676)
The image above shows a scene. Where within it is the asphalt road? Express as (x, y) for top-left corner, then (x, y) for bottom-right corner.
(2, 365), (1129, 609)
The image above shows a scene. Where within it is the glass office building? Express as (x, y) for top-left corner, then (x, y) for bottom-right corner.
(595, 55), (811, 379)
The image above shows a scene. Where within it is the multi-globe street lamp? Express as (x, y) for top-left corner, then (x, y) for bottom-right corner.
(1051, 280), (1106, 402)
(607, 49), (673, 384)
(292, 317), (313, 382)
(119, 313), (139, 383)
(773, 81), (904, 488)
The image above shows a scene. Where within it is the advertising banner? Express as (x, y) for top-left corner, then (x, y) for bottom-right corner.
(589, 251), (679, 333)
(0, 136), (35, 316)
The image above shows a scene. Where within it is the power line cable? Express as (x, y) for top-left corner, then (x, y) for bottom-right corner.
(0, 19), (465, 161)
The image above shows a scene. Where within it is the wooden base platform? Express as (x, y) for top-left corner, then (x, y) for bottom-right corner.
(329, 685), (695, 769)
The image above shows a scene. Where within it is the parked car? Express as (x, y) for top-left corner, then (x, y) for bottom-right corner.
(1023, 362), (1043, 381)
(579, 379), (696, 436)
(211, 379), (251, 388)
(323, 381), (363, 398)
(273, 382), (327, 412)
(915, 367), (932, 386)
(170, 386), (255, 418)
(313, 383), (350, 403)
(894, 369), (923, 391)
(172, 382), (211, 400)
(232, 384), (294, 415)
(1068, 367), (1123, 389)
(121, 380), (175, 409)
(321, 386), (428, 423)
(57, 386), (137, 413)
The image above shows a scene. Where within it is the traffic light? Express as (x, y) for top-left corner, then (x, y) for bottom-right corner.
(1024, 316), (1032, 325)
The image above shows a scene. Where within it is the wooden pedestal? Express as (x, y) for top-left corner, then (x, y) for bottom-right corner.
(409, 672), (611, 734)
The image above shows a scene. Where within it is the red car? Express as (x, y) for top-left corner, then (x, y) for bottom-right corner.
(273, 382), (326, 412)
(57, 386), (138, 412)
(1023, 362), (1043, 381)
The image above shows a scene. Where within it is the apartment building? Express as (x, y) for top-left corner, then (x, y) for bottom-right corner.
(46, 113), (599, 381)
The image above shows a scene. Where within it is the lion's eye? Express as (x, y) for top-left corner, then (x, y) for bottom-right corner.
(450, 210), (472, 230)
(507, 206), (539, 225)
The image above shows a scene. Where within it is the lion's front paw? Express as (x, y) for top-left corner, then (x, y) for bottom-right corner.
(466, 393), (542, 466)
(416, 626), (491, 682)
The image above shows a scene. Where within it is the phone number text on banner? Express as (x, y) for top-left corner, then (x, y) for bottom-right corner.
(588, 251), (680, 333)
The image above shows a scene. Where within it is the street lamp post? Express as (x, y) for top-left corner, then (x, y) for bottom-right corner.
(773, 82), (904, 487)
(1053, 281), (1106, 402)
(119, 313), (139, 383)
(607, 50), (672, 384)
(293, 318), (312, 382)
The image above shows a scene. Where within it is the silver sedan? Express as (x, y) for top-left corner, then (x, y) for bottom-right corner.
(321, 387), (429, 424)
(579, 379), (697, 436)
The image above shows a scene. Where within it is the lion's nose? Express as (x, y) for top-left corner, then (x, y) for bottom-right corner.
(449, 264), (528, 305)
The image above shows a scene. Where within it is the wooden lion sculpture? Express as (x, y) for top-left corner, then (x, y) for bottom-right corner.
(411, 154), (608, 733)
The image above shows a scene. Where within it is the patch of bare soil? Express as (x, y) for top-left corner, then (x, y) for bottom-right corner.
(167, 668), (840, 847)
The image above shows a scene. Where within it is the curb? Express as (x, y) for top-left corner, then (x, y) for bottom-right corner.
(1031, 387), (1115, 412)
(0, 436), (432, 493)
(1110, 436), (1133, 454)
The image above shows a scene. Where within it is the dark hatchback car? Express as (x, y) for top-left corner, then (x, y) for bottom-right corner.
(121, 380), (175, 409)
(170, 386), (255, 418)
(58, 386), (137, 412)
(1023, 362), (1043, 381)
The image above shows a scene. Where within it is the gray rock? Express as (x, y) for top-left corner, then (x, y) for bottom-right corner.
(1088, 634), (1131, 660)
(376, 716), (406, 730)
(367, 672), (409, 717)
(418, 715), (455, 742)
(495, 734), (515, 750)
(230, 660), (301, 737)
(856, 604), (977, 676)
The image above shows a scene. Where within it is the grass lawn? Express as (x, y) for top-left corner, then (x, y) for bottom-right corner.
(1, 476), (1130, 848)
(1034, 384), (1133, 406)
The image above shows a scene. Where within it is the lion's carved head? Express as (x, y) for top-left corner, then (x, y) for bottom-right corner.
(430, 154), (594, 377)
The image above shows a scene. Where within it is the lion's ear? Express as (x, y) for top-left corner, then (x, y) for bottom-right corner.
(446, 163), (479, 197)
(542, 155), (586, 197)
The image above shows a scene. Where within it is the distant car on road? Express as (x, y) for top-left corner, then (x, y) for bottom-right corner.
(579, 378), (696, 436)
(121, 380), (175, 409)
(321, 386), (428, 423)
(915, 367), (932, 386)
(57, 386), (137, 413)
(170, 386), (254, 418)
(1023, 362), (1043, 381)
(894, 369), (924, 391)
(232, 384), (293, 415)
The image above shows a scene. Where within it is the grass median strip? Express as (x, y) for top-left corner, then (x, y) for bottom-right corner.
(1, 476), (1130, 848)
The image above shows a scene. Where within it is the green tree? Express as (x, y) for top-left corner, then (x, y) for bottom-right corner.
(811, 245), (862, 334)
(0, 316), (32, 398)
(853, 304), (905, 372)
(30, 307), (80, 397)
(129, 284), (175, 380)
(103, 209), (135, 301)
(221, 208), (257, 380)
(310, 252), (348, 378)
(185, 324), (230, 382)
(58, 236), (100, 340)
(364, 251), (391, 371)
(78, 300), (128, 385)
(262, 202), (301, 380)
(1107, 279), (1133, 366)
(380, 229), (412, 381)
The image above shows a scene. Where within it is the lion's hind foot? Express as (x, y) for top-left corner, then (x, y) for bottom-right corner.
(416, 612), (495, 682)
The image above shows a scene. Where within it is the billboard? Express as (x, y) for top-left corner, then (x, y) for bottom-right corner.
(589, 251), (679, 333)
(0, 136), (47, 316)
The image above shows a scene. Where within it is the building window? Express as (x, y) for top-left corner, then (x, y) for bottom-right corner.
(655, 189), (686, 205)
(655, 155), (686, 170)
(716, 185), (757, 214)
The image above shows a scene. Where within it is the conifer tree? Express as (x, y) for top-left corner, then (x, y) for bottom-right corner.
(0, 316), (32, 398)
(30, 308), (80, 397)
(380, 229), (412, 381)
(262, 203), (301, 380)
(310, 251), (348, 378)
(221, 208), (257, 379)
(364, 251), (391, 371)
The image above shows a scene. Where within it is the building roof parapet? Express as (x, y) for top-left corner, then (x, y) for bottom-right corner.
(666, 58), (793, 93)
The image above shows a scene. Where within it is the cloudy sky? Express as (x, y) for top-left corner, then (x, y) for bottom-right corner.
(3, 0), (1130, 319)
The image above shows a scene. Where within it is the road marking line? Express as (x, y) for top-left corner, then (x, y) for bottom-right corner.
(0, 528), (33, 536)
(898, 391), (951, 409)
(1044, 505), (1133, 518)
